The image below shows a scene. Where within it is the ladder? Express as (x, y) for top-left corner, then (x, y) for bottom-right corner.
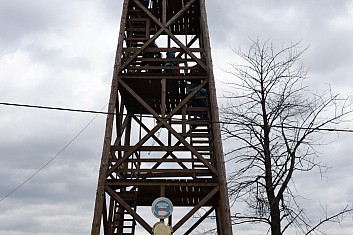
(111, 191), (137, 235)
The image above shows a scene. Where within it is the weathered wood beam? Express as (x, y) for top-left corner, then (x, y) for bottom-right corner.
(173, 186), (220, 232)
(111, 145), (211, 151)
(105, 186), (153, 233)
(122, 0), (202, 71)
(106, 180), (218, 187)
(91, 0), (129, 234)
(200, 0), (233, 233)
(184, 206), (216, 235)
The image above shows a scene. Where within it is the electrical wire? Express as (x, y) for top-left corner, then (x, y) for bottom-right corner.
(0, 103), (107, 204)
(0, 102), (112, 115)
(1, 101), (353, 133)
(0, 100), (352, 202)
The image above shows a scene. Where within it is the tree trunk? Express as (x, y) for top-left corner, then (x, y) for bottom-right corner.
(260, 75), (282, 235)
(270, 201), (282, 235)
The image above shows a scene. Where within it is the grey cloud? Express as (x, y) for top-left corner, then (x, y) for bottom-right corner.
(1, 0), (353, 234)
(0, 1), (73, 52)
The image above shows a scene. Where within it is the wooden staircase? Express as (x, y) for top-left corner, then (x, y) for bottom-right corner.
(111, 191), (137, 235)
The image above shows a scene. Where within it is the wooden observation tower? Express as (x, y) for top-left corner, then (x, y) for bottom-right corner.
(91, 0), (233, 234)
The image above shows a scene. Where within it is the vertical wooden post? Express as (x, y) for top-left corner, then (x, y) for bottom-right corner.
(162, 0), (167, 24)
(161, 78), (166, 117)
(90, 1), (129, 234)
(199, 0), (233, 234)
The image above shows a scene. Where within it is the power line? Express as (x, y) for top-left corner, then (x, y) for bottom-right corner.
(0, 101), (352, 202)
(0, 102), (112, 115)
(219, 121), (353, 133)
(1, 101), (353, 133)
(0, 104), (107, 204)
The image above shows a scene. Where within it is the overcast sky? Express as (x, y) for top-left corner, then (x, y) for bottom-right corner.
(1, 0), (353, 235)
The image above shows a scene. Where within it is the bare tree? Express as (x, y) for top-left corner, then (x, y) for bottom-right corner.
(220, 39), (353, 235)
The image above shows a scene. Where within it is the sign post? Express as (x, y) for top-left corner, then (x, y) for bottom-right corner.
(151, 197), (173, 220)
(151, 197), (173, 235)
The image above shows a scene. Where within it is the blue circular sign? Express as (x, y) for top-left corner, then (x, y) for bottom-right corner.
(151, 197), (173, 219)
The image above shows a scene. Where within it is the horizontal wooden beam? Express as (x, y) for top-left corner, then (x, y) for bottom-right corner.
(119, 75), (208, 79)
(106, 180), (218, 187)
(123, 48), (204, 52)
(112, 171), (213, 179)
(110, 145), (211, 151)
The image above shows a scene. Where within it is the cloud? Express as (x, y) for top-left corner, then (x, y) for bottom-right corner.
(0, 0), (117, 234)
(0, 0), (352, 234)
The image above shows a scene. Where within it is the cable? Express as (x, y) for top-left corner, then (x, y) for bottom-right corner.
(0, 102), (113, 115)
(218, 121), (353, 133)
(1, 101), (353, 133)
(0, 100), (352, 202)
(0, 104), (107, 204)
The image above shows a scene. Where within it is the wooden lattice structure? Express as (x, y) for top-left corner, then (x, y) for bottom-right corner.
(91, 0), (233, 234)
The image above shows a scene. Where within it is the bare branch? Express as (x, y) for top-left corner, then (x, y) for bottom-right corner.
(221, 39), (353, 235)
